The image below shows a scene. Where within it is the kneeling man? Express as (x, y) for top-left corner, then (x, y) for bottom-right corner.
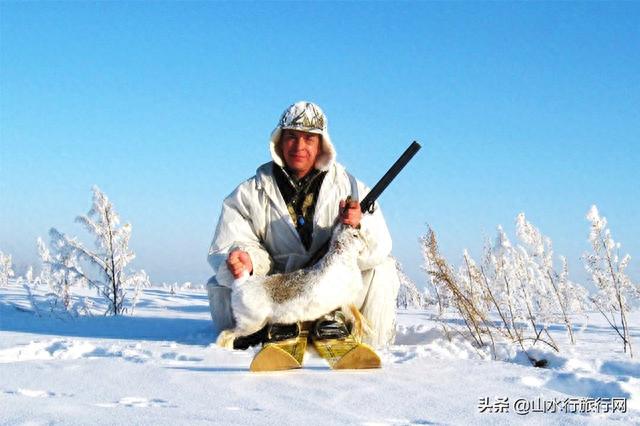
(207, 101), (400, 348)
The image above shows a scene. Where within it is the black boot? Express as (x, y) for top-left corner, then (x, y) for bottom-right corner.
(232, 325), (268, 350)
(233, 322), (303, 350)
(312, 310), (350, 340)
(265, 322), (301, 342)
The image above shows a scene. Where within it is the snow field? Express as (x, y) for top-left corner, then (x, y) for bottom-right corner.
(1, 282), (639, 425)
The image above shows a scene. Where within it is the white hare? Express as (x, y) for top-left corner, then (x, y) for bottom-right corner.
(216, 224), (366, 348)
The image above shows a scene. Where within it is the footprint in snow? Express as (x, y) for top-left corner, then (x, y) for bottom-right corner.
(599, 359), (640, 379)
(95, 397), (175, 408)
(88, 344), (153, 364)
(384, 348), (419, 365)
(225, 406), (263, 412)
(0, 340), (96, 363)
(0, 340), (157, 365)
(161, 352), (204, 362)
(545, 371), (632, 400)
(4, 389), (55, 398)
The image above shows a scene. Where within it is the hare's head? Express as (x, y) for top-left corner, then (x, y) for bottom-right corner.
(330, 224), (365, 257)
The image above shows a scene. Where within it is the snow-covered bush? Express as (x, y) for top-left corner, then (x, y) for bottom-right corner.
(48, 186), (150, 316)
(0, 250), (15, 287)
(421, 228), (497, 355)
(422, 212), (593, 366)
(488, 225), (561, 353)
(162, 281), (205, 295)
(422, 227), (554, 365)
(17, 267), (44, 316)
(395, 259), (425, 309)
(22, 235), (93, 317)
(583, 205), (638, 357)
(515, 213), (589, 344)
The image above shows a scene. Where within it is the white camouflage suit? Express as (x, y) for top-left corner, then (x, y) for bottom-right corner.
(207, 102), (400, 347)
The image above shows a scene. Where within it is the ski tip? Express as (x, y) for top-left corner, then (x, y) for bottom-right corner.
(249, 344), (301, 372)
(332, 344), (381, 370)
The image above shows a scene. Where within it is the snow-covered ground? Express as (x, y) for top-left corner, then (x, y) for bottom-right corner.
(1, 281), (638, 425)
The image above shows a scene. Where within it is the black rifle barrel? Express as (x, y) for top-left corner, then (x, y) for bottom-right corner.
(359, 141), (422, 213)
(305, 141), (421, 268)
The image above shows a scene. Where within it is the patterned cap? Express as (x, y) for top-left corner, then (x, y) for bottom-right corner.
(277, 101), (326, 134)
(270, 101), (336, 171)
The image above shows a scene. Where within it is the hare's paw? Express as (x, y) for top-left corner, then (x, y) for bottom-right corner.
(216, 329), (237, 349)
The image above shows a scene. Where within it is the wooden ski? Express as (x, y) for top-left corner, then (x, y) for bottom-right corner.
(250, 328), (308, 372)
(311, 334), (381, 370)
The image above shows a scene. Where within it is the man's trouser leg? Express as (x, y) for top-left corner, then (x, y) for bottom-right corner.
(207, 276), (235, 336)
(354, 257), (400, 348)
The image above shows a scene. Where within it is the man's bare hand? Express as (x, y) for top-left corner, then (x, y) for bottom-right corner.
(226, 250), (253, 279)
(339, 198), (362, 228)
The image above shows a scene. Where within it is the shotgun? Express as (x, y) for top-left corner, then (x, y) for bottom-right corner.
(305, 141), (422, 267)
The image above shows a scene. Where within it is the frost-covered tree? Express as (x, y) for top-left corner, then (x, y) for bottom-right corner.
(459, 249), (487, 312)
(0, 250), (15, 287)
(50, 186), (150, 315)
(22, 266), (37, 286)
(33, 234), (93, 316)
(583, 205), (638, 357)
(487, 225), (559, 352)
(515, 213), (589, 344)
(395, 259), (424, 309)
(15, 266), (46, 317)
(484, 227), (526, 341)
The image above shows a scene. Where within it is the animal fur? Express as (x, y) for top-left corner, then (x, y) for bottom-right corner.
(345, 303), (371, 342)
(217, 224), (366, 348)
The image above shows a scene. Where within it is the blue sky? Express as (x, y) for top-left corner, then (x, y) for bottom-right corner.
(1, 2), (638, 287)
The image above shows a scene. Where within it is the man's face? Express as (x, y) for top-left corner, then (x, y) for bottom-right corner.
(280, 129), (321, 178)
